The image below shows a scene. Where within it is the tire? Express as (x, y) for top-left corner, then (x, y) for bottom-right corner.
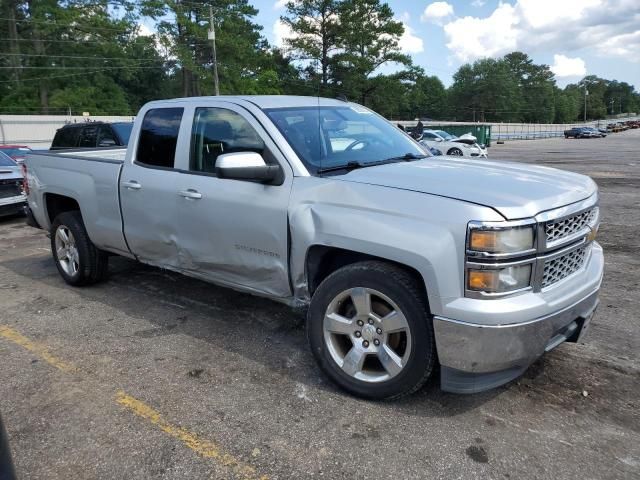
(447, 147), (463, 156)
(51, 211), (108, 286)
(307, 261), (436, 400)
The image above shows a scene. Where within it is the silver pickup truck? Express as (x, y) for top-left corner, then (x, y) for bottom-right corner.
(24, 96), (603, 399)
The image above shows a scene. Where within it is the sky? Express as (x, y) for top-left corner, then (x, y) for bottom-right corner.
(251, 0), (640, 89)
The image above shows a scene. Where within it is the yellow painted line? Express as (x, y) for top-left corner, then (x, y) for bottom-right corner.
(0, 325), (77, 373)
(0, 325), (268, 479)
(116, 391), (268, 480)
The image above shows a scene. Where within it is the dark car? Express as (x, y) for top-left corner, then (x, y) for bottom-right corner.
(50, 121), (133, 150)
(564, 127), (591, 138)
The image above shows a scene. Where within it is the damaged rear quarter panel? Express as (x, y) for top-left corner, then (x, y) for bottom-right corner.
(288, 176), (503, 315)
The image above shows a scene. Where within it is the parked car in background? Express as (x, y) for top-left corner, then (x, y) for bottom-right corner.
(564, 127), (592, 138)
(584, 127), (606, 138)
(0, 151), (26, 218)
(50, 121), (133, 150)
(0, 145), (32, 164)
(24, 95), (602, 398)
(420, 129), (487, 157)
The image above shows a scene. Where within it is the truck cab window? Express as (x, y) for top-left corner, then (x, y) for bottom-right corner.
(190, 107), (265, 173)
(97, 125), (117, 147)
(137, 108), (183, 168)
(78, 125), (98, 148)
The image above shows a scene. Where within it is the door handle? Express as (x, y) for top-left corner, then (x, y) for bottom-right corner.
(178, 189), (202, 200)
(121, 180), (142, 190)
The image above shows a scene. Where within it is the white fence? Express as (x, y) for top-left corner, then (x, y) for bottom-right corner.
(0, 115), (135, 149)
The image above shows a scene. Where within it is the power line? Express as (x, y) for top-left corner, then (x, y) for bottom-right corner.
(0, 65), (164, 83)
(1, 53), (165, 61)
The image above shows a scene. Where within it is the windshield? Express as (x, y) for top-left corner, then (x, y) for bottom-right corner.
(434, 130), (456, 141)
(112, 123), (133, 144)
(264, 105), (428, 174)
(0, 151), (17, 167)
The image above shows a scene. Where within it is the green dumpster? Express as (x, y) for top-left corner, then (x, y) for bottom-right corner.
(428, 124), (492, 147)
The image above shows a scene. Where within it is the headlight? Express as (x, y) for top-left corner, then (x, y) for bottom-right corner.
(468, 226), (534, 254)
(467, 264), (532, 294)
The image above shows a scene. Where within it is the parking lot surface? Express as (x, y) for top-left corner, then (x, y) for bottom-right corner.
(1, 130), (639, 479)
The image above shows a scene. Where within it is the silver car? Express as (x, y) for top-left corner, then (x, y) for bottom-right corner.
(0, 151), (26, 217)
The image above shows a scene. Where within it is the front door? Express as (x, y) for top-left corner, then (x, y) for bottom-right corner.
(172, 103), (293, 298)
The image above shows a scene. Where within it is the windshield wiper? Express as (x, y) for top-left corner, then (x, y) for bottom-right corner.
(380, 153), (428, 162)
(316, 161), (365, 174)
(317, 153), (427, 175)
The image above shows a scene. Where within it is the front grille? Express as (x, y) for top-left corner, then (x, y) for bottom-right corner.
(542, 247), (587, 288)
(0, 179), (22, 199)
(545, 208), (596, 244)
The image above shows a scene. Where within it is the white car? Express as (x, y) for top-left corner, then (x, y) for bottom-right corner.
(419, 129), (487, 158)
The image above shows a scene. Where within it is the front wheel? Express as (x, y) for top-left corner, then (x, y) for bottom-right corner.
(51, 211), (108, 286)
(447, 147), (463, 156)
(307, 261), (436, 400)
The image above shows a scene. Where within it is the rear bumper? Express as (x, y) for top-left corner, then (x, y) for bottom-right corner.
(434, 288), (600, 394)
(0, 195), (26, 217)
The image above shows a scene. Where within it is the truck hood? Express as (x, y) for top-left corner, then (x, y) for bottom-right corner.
(337, 157), (597, 219)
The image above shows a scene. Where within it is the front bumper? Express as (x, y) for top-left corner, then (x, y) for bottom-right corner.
(434, 289), (599, 393)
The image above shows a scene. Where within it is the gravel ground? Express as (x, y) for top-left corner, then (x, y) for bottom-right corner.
(0, 129), (638, 479)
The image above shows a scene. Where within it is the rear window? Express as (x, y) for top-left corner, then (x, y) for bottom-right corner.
(52, 126), (80, 149)
(0, 147), (30, 157)
(0, 152), (16, 166)
(136, 108), (183, 168)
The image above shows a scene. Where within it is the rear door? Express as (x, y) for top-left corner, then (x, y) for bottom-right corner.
(171, 102), (293, 297)
(119, 107), (187, 267)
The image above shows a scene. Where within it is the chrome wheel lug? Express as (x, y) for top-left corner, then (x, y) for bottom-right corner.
(362, 340), (369, 348)
(368, 318), (374, 325)
(357, 319), (364, 327)
(373, 339), (380, 346)
(355, 331), (361, 338)
(376, 328), (382, 334)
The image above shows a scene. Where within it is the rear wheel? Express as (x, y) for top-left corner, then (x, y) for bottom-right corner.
(307, 261), (436, 400)
(51, 211), (108, 286)
(447, 147), (463, 156)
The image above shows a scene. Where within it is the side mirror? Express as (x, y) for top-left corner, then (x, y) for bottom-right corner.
(434, 137), (443, 142)
(215, 152), (281, 183)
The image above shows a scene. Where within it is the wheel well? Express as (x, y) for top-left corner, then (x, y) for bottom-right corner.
(45, 193), (80, 224)
(306, 245), (428, 299)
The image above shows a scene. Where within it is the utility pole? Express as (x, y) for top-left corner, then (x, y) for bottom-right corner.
(583, 84), (588, 122)
(209, 6), (220, 96)
(610, 99), (615, 115)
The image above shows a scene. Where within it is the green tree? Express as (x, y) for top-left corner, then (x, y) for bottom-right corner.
(448, 58), (520, 122)
(280, 0), (340, 89)
(332, 0), (409, 104)
(504, 52), (555, 123)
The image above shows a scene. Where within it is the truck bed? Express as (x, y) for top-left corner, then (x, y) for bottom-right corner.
(25, 148), (130, 256)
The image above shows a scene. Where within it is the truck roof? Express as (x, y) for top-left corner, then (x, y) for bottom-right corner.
(143, 95), (352, 110)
